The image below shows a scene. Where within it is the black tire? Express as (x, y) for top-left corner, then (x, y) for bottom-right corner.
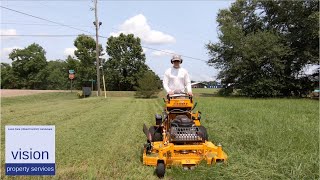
(156, 162), (165, 178)
(198, 126), (208, 141)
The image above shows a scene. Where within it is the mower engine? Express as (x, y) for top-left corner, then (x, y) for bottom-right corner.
(170, 126), (204, 142)
(170, 115), (205, 142)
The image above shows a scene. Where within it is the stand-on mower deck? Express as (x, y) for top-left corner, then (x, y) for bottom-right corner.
(142, 94), (227, 177)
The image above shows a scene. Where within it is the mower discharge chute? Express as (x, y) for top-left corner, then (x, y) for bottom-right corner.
(142, 94), (227, 177)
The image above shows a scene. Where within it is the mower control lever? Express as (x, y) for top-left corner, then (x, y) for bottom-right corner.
(191, 102), (198, 111)
(143, 124), (152, 142)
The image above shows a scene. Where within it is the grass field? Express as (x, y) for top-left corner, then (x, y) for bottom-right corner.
(1, 89), (319, 179)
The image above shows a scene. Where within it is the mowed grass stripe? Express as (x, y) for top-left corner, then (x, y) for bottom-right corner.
(63, 97), (160, 179)
(54, 98), (161, 179)
(1, 93), (83, 125)
(88, 98), (157, 179)
(1, 95), (161, 180)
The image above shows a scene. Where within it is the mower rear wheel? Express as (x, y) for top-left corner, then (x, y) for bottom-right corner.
(156, 162), (165, 178)
(199, 126), (208, 141)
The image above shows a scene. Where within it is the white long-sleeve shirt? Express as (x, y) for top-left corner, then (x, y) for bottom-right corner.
(163, 67), (192, 94)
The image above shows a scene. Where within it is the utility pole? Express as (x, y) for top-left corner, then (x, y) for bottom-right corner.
(94, 0), (101, 96)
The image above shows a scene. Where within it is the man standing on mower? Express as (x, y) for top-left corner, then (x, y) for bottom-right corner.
(163, 55), (193, 96)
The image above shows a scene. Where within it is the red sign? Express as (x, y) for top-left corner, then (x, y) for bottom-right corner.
(69, 74), (75, 80)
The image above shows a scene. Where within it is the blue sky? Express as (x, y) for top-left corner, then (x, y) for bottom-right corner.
(1, 0), (235, 81)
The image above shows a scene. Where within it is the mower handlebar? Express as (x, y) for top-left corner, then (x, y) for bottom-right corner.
(168, 94), (192, 98)
(168, 93), (188, 97)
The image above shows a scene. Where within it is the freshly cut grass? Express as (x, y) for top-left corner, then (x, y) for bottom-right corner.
(1, 91), (318, 179)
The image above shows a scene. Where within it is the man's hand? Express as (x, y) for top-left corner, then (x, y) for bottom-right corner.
(168, 91), (174, 95)
(188, 92), (193, 96)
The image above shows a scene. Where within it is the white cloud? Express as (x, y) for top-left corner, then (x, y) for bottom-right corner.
(64, 47), (77, 57)
(110, 14), (176, 45)
(151, 49), (175, 57)
(142, 48), (147, 53)
(302, 64), (319, 75)
(0, 46), (22, 63)
(0, 29), (17, 40)
(100, 51), (109, 62)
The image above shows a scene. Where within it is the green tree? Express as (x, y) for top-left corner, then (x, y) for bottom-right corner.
(135, 70), (162, 98)
(45, 60), (69, 90)
(73, 34), (103, 88)
(105, 33), (148, 91)
(66, 55), (80, 71)
(260, 0), (319, 96)
(206, 0), (319, 97)
(1, 63), (17, 89)
(9, 43), (47, 89)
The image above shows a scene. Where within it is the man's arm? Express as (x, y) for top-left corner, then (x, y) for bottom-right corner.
(184, 71), (192, 94)
(163, 71), (171, 94)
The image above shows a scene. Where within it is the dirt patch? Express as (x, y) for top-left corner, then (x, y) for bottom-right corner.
(0, 89), (69, 97)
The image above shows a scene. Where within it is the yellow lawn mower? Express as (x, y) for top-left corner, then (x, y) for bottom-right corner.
(142, 94), (228, 177)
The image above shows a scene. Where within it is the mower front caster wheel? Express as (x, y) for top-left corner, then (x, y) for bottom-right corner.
(156, 162), (165, 178)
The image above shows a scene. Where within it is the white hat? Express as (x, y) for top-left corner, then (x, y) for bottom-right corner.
(171, 55), (183, 63)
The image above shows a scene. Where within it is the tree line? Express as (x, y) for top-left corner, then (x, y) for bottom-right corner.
(1, 33), (161, 97)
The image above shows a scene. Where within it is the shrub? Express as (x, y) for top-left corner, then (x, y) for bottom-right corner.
(77, 91), (84, 98)
(135, 71), (161, 98)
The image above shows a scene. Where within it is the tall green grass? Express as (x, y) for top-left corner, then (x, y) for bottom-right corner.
(1, 91), (318, 179)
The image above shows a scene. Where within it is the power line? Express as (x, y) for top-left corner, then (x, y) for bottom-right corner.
(1, 22), (93, 28)
(0, 6), (94, 35)
(1, 35), (92, 37)
(96, 35), (208, 62)
(97, 26), (208, 62)
(2, 0), (114, 1)
(2, 35), (208, 62)
(0, 5), (208, 62)
(139, 46), (207, 62)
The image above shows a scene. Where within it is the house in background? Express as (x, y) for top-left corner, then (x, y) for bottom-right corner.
(207, 82), (222, 88)
(191, 82), (207, 88)
(191, 81), (223, 88)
